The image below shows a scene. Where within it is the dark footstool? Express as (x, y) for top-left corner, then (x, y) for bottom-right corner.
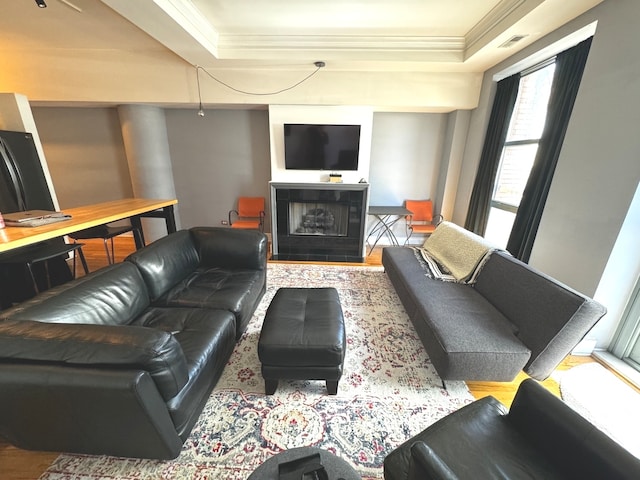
(258, 287), (346, 395)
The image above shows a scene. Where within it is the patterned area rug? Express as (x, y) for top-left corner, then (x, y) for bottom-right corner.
(40, 263), (474, 480)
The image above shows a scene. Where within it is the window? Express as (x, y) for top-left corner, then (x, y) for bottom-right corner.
(484, 62), (556, 246)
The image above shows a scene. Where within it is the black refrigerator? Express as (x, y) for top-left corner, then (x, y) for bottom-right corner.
(0, 130), (57, 212)
(0, 129), (72, 308)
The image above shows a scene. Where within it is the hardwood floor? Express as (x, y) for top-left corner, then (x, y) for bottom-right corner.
(0, 236), (596, 479)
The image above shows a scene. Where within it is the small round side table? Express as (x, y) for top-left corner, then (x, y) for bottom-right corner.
(248, 446), (361, 480)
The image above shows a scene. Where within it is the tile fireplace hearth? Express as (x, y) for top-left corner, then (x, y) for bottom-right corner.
(270, 182), (369, 262)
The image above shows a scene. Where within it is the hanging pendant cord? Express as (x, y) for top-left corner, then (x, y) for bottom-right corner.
(194, 62), (324, 97)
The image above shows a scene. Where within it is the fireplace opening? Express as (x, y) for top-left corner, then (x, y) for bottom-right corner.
(289, 202), (348, 236)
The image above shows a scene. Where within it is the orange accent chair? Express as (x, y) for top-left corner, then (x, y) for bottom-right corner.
(404, 199), (443, 245)
(229, 197), (265, 231)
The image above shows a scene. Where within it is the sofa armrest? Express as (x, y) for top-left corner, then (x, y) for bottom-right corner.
(190, 227), (268, 271)
(0, 319), (189, 401)
(0, 364), (183, 459)
(508, 379), (640, 479)
(408, 442), (459, 480)
(383, 396), (508, 480)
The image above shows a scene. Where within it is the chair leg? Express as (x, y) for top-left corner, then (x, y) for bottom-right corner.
(132, 228), (145, 250)
(77, 247), (89, 275)
(70, 241), (90, 276)
(71, 249), (77, 279)
(404, 227), (413, 245)
(102, 239), (112, 265)
(109, 238), (116, 263)
(25, 262), (40, 294)
(43, 260), (52, 290)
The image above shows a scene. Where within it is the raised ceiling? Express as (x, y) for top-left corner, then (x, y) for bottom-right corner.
(0, 0), (602, 110)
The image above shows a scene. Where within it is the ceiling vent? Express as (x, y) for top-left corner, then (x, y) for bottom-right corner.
(499, 35), (528, 48)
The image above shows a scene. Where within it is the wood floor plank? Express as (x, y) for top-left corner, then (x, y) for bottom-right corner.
(0, 237), (598, 478)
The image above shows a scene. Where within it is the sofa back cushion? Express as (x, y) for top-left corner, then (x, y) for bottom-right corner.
(508, 379), (640, 479)
(474, 251), (606, 379)
(190, 227), (268, 271)
(0, 263), (150, 326)
(126, 230), (199, 302)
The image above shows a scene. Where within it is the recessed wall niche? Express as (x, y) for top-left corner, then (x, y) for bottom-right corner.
(268, 105), (373, 184)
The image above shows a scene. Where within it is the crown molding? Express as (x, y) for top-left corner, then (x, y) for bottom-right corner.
(466, 0), (530, 48)
(198, 0), (537, 64)
(216, 34), (465, 61)
(101, 0), (590, 69)
(151, 0), (220, 57)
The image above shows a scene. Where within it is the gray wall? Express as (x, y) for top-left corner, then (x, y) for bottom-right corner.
(32, 107), (132, 208)
(33, 107), (447, 239)
(369, 112), (446, 206)
(165, 108), (272, 231)
(456, 0), (640, 347)
(529, 0), (640, 294)
(368, 112), (448, 242)
(531, 0), (640, 348)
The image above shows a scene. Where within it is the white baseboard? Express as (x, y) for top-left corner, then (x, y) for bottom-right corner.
(592, 350), (640, 390)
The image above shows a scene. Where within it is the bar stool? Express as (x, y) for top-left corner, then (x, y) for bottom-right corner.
(0, 240), (89, 295)
(68, 223), (143, 265)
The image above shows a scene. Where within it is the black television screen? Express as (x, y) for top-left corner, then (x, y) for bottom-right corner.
(284, 123), (361, 170)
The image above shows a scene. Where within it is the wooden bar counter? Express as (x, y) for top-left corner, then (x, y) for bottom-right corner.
(0, 198), (177, 253)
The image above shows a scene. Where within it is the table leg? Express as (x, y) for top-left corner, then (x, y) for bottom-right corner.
(130, 215), (145, 249)
(163, 205), (177, 234)
(131, 205), (178, 249)
(366, 214), (403, 255)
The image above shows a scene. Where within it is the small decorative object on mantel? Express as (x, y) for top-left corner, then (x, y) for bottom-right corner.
(329, 173), (342, 183)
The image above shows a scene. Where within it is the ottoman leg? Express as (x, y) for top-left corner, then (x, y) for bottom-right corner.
(326, 380), (339, 395)
(265, 378), (278, 395)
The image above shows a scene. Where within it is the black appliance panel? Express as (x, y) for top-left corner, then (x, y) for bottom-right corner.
(0, 130), (56, 213)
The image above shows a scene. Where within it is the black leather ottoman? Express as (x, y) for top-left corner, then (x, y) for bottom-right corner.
(258, 287), (346, 395)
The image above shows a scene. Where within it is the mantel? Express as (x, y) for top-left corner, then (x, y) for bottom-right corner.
(269, 181), (370, 191)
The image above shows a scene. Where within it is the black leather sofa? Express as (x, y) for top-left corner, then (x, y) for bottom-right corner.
(384, 378), (640, 480)
(0, 227), (267, 459)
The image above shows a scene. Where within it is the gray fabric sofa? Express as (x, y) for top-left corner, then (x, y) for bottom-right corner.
(384, 378), (640, 480)
(0, 227), (267, 459)
(382, 222), (607, 382)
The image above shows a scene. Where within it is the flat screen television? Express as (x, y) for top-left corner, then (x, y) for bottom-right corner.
(284, 123), (361, 170)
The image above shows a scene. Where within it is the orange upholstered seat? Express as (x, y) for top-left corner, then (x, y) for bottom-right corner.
(229, 197), (265, 231)
(404, 199), (443, 244)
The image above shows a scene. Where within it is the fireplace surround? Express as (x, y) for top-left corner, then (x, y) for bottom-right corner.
(270, 182), (369, 262)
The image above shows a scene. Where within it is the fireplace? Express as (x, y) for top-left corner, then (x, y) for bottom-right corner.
(270, 182), (369, 262)
(289, 202), (349, 236)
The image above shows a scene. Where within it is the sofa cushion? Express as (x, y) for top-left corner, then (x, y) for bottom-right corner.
(410, 278), (531, 380)
(133, 307), (237, 436)
(153, 267), (265, 336)
(508, 379), (640, 479)
(190, 227), (268, 271)
(126, 230), (200, 302)
(0, 263), (150, 326)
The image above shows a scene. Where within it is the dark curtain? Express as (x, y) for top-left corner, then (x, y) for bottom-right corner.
(464, 74), (520, 235)
(506, 37), (593, 262)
